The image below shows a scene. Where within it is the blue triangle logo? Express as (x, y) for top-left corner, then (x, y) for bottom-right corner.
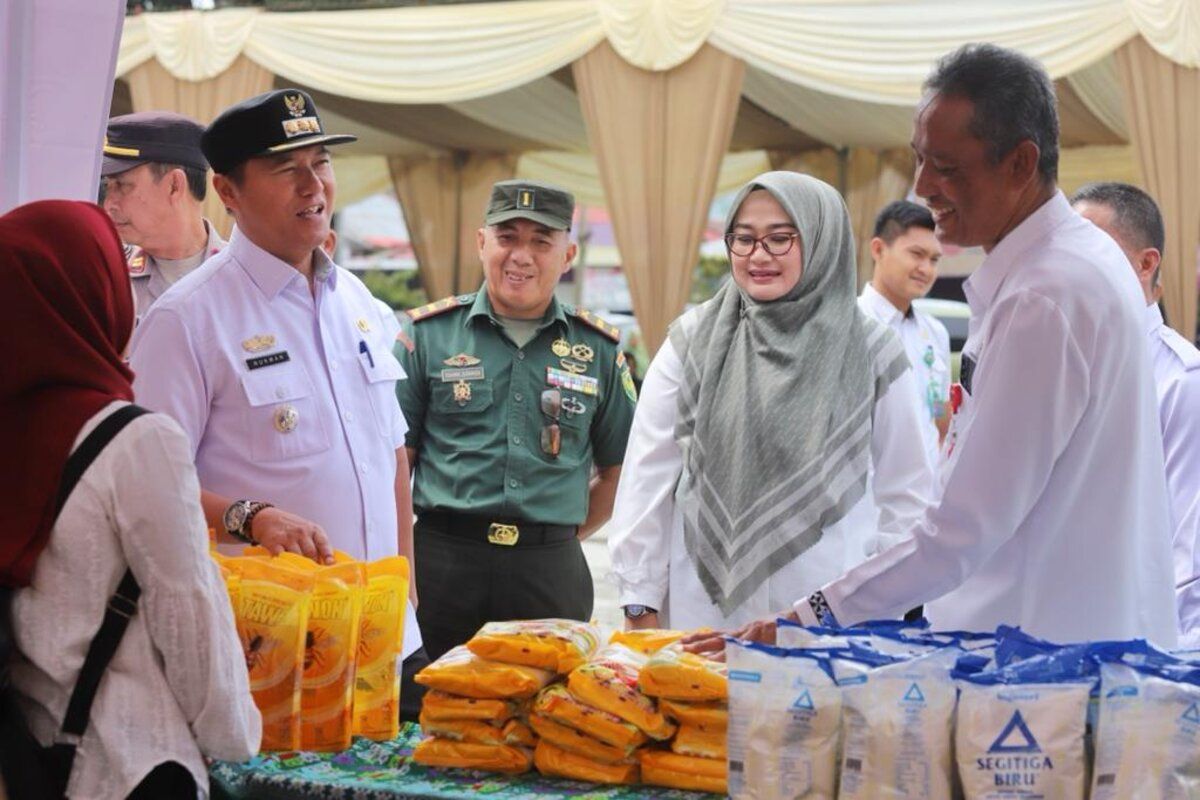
(791, 689), (814, 710)
(902, 682), (925, 703)
(1182, 703), (1200, 725)
(988, 710), (1041, 754)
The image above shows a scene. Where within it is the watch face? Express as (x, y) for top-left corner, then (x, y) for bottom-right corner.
(224, 501), (248, 533)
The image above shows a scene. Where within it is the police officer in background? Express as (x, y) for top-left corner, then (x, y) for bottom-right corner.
(128, 90), (425, 707)
(100, 112), (224, 315)
(396, 180), (637, 661)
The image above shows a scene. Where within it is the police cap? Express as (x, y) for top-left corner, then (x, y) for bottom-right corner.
(486, 180), (575, 231)
(101, 111), (208, 177)
(201, 89), (356, 175)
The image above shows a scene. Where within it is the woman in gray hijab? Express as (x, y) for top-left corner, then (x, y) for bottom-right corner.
(607, 171), (934, 632)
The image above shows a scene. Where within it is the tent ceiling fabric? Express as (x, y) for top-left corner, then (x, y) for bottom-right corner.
(118, 1), (1200, 105)
(1066, 54), (1129, 139)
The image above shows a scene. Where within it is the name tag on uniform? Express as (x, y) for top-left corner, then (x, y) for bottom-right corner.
(546, 366), (599, 396)
(441, 367), (485, 382)
(246, 351), (290, 370)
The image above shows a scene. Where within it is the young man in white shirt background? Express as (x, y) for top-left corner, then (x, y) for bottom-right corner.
(859, 201), (951, 470)
(1072, 182), (1200, 647)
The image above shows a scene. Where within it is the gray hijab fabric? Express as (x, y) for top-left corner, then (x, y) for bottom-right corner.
(668, 171), (909, 615)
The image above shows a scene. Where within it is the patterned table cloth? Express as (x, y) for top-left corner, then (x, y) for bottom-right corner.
(210, 723), (724, 800)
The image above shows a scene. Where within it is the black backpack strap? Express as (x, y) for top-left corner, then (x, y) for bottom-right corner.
(43, 404), (151, 778)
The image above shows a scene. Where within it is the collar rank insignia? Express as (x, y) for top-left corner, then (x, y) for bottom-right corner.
(444, 353), (481, 368)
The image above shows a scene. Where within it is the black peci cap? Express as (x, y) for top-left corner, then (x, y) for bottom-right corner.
(102, 111), (208, 177)
(201, 89), (356, 175)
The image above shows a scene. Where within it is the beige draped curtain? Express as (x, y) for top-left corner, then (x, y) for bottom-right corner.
(1115, 35), (1200, 339)
(844, 148), (916, 288)
(768, 148), (841, 188)
(389, 152), (516, 300)
(574, 42), (745, 353)
(125, 54), (274, 238)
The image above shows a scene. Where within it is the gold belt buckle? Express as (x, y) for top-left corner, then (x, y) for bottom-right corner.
(487, 523), (520, 546)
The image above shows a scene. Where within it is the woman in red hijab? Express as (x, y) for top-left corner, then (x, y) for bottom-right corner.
(0, 201), (259, 799)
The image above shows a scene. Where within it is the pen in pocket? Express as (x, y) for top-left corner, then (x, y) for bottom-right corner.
(358, 339), (375, 368)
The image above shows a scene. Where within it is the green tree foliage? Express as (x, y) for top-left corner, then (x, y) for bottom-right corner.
(357, 270), (428, 311)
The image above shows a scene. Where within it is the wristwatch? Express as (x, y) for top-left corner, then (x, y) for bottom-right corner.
(623, 604), (657, 620)
(222, 500), (273, 545)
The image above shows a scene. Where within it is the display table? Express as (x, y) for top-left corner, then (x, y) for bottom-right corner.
(210, 723), (723, 800)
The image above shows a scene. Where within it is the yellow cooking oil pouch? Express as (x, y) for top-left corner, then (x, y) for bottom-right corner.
(567, 644), (675, 740)
(415, 645), (554, 700)
(466, 619), (600, 673)
(297, 560), (365, 751)
(233, 558), (314, 751)
(412, 737), (533, 774)
(529, 713), (637, 764)
(418, 712), (535, 747)
(534, 739), (639, 785)
(639, 644), (729, 701)
(608, 628), (692, 655)
(659, 698), (728, 729)
(421, 690), (518, 723)
(352, 556), (409, 741)
(531, 684), (647, 750)
(639, 749), (728, 794)
(671, 721), (727, 759)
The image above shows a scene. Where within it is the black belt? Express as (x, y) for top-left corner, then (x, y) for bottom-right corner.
(417, 511), (577, 547)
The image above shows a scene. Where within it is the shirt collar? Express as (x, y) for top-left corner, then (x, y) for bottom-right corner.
(201, 218), (226, 257)
(1145, 302), (1165, 336)
(963, 190), (1074, 318)
(229, 227), (330, 299)
(466, 289), (567, 331)
(860, 282), (906, 325)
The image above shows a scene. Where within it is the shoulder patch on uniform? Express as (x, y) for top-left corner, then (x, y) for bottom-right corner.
(571, 307), (620, 343)
(407, 295), (468, 323)
(1160, 326), (1200, 371)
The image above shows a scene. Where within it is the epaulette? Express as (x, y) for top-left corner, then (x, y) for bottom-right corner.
(408, 294), (470, 323)
(1159, 326), (1200, 371)
(571, 307), (620, 343)
(125, 245), (148, 278)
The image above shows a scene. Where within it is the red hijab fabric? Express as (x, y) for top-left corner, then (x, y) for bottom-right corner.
(0, 200), (135, 586)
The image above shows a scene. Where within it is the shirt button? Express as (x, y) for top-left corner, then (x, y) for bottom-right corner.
(360, 463), (369, 474)
(514, 392), (523, 402)
(330, 360), (339, 371)
(516, 351), (526, 361)
(513, 436), (522, 445)
(275, 387), (286, 399)
(344, 412), (354, 423)
(509, 479), (519, 488)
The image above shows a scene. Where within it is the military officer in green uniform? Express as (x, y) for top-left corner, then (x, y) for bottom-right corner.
(395, 180), (637, 660)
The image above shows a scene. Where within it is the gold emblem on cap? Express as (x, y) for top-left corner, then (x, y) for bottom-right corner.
(551, 338), (571, 358)
(284, 93), (307, 118)
(517, 189), (535, 209)
(242, 334), (277, 353)
(453, 380), (472, 406)
(570, 343), (594, 363)
(444, 353), (481, 368)
(273, 404), (299, 433)
(356, 318), (371, 333)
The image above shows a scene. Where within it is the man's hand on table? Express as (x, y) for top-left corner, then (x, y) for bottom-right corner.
(680, 609), (801, 661)
(250, 507), (335, 564)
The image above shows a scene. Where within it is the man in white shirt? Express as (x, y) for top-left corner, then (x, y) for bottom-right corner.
(859, 201), (950, 469)
(129, 90), (425, 711)
(688, 43), (1177, 648)
(1072, 182), (1200, 646)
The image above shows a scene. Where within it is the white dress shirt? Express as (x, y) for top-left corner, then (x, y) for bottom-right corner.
(607, 335), (934, 631)
(796, 193), (1178, 647)
(1145, 304), (1200, 646)
(858, 283), (951, 470)
(11, 402), (260, 800)
(130, 229), (422, 657)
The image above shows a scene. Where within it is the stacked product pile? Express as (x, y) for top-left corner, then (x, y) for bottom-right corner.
(412, 619), (600, 774)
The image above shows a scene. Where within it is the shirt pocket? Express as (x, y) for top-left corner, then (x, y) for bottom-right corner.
(429, 380), (495, 451)
(547, 392), (594, 467)
(239, 364), (331, 462)
(358, 346), (405, 440)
